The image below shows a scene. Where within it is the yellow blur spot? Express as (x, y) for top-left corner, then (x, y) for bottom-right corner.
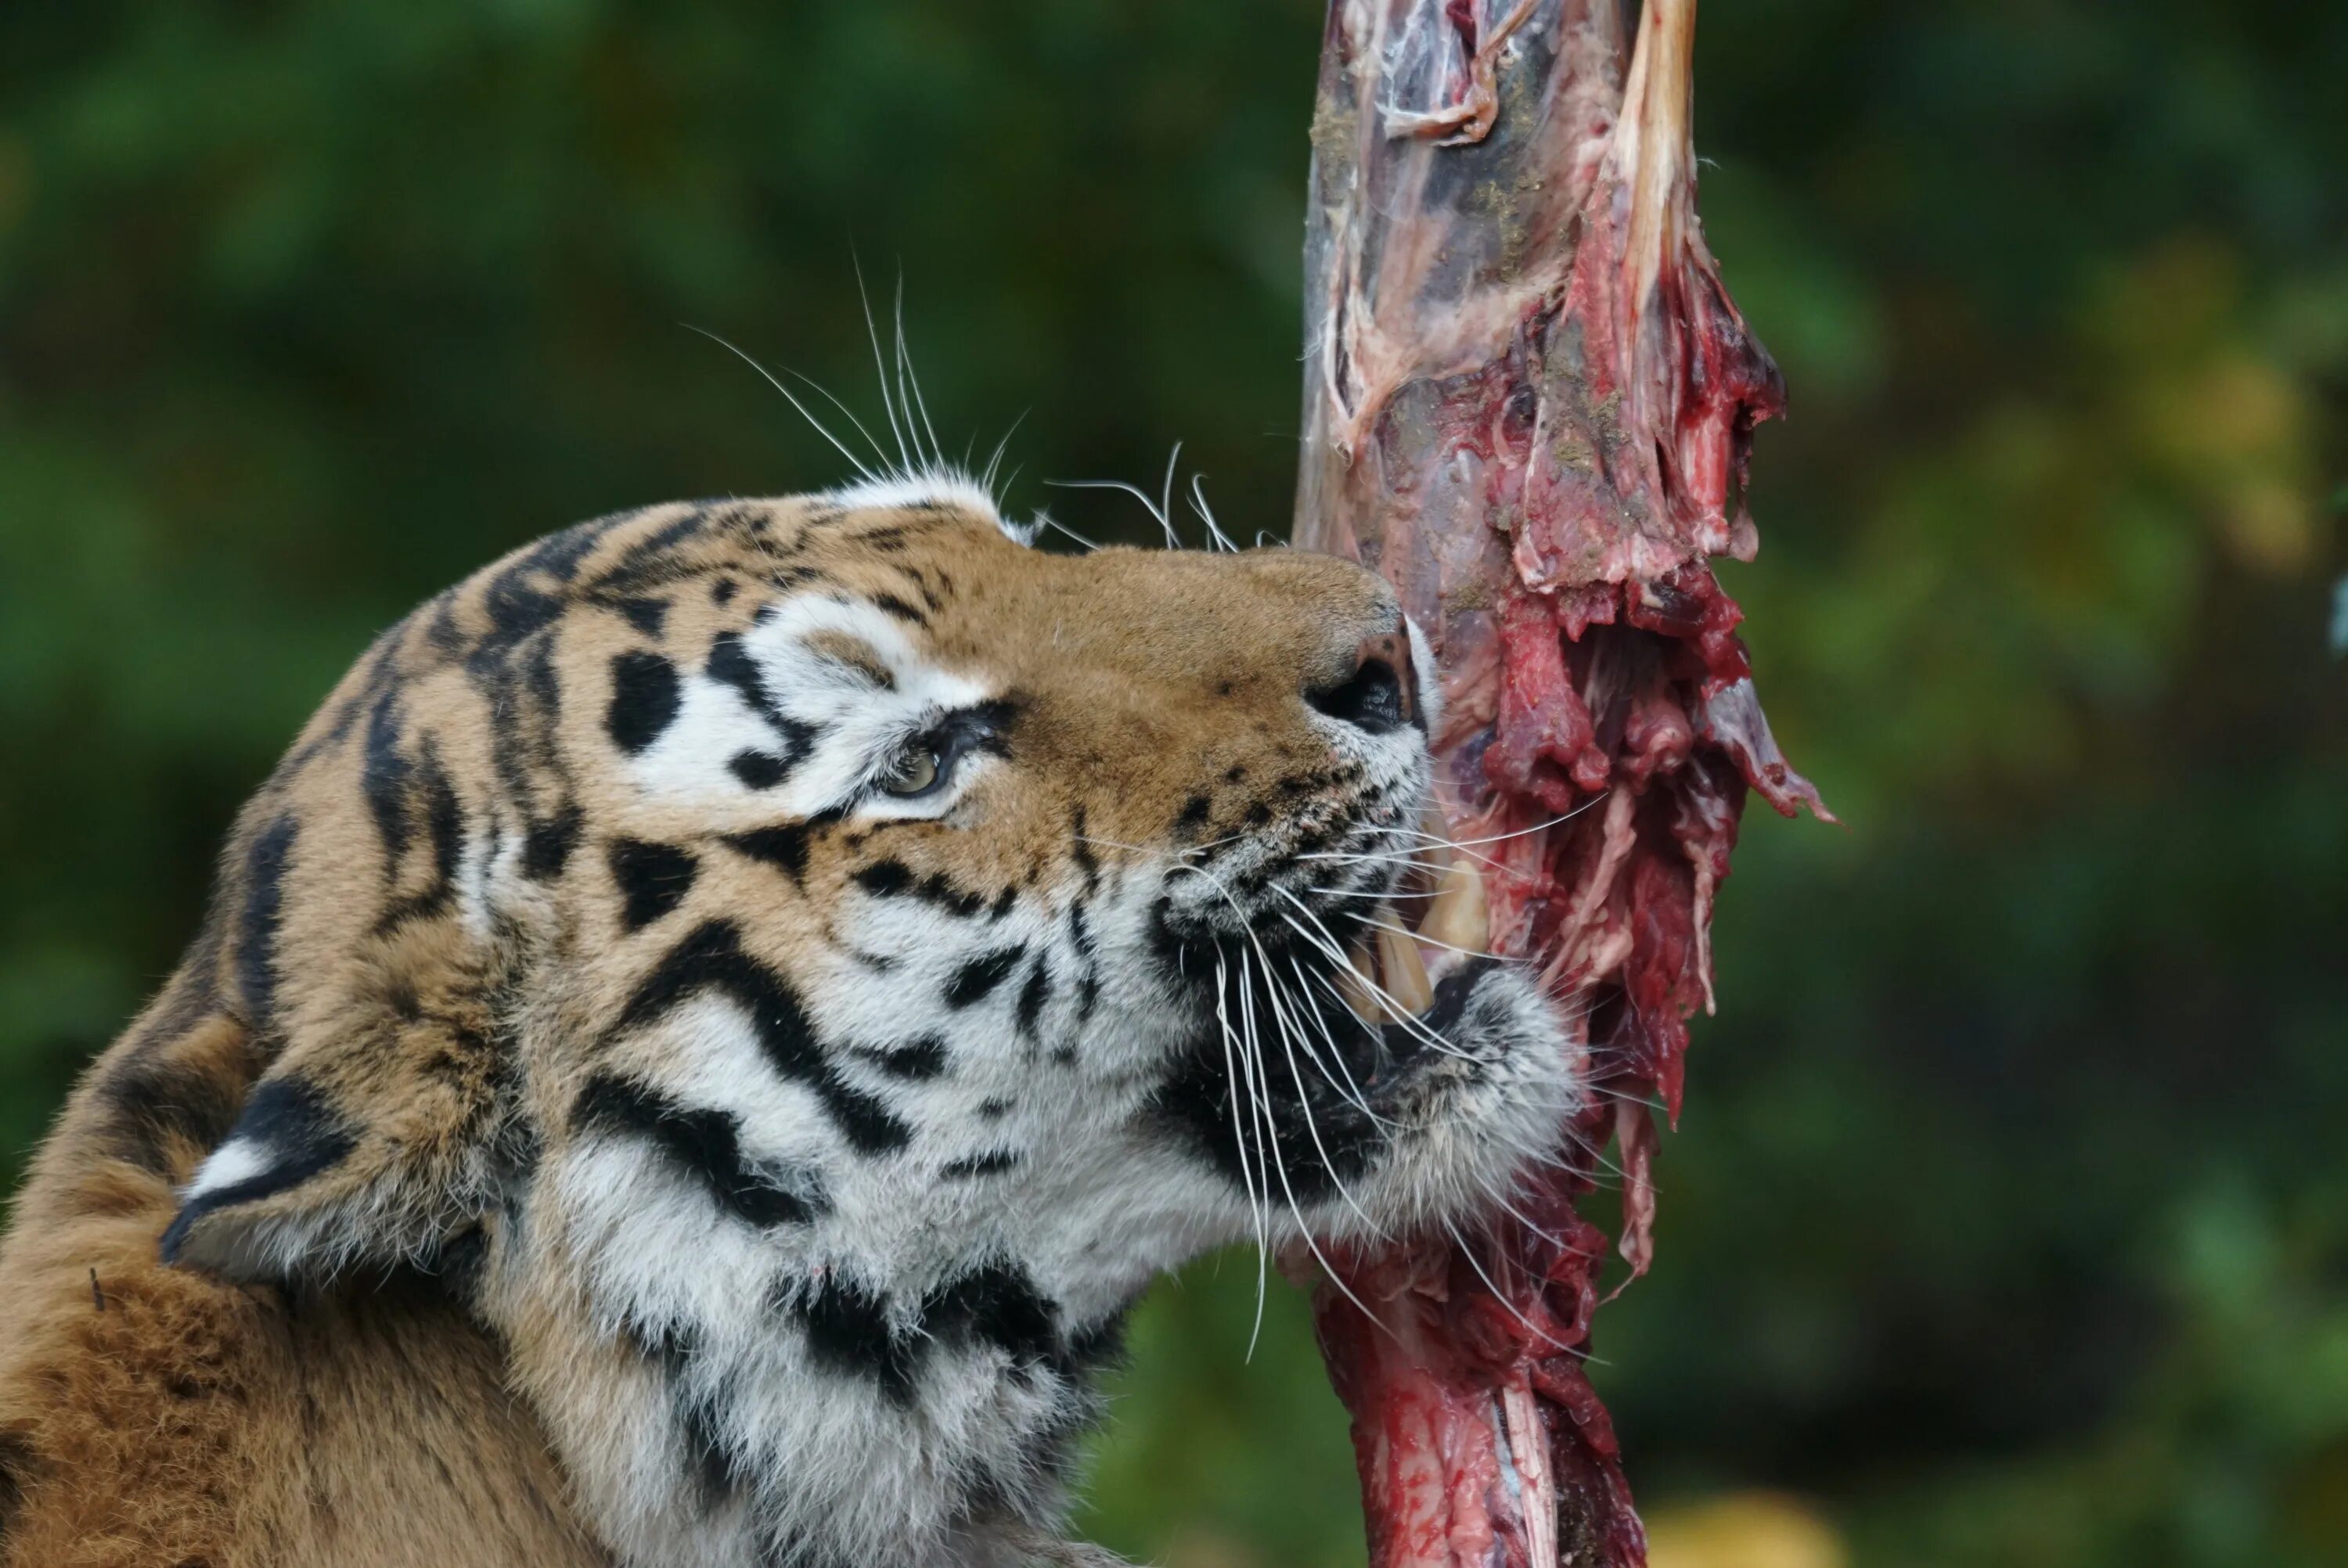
(1159, 1530), (1267, 1568)
(1645, 1491), (1848, 1568)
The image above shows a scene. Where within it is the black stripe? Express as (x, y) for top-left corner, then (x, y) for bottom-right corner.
(728, 750), (790, 789)
(708, 631), (817, 771)
(854, 861), (987, 918)
(1069, 807), (1100, 894)
(159, 1077), (355, 1263)
(869, 592), (927, 625)
(360, 687), (414, 864)
(1014, 961), (1051, 1039)
(572, 1072), (823, 1228)
(618, 1315), (744, 1509)
(726, 825), (812, 883)
(945, 947), (1025, 1009)
(1174, 794), (1212, 837)
(617, 596), (669, 638)
(607, 651), (681, 754)
(481, 632), (563, 845)
(588, 506), (713, 598)
(376, 745), (464, 932)
(424, 590), (466, 656)
(924, 1261), (1060, 1365)
(607, 840), (698, 931)
(523, 804), (584, 879)
(615, 922), (912, 1155)
(1068, 903), (1100, 1021)
(855, 1037), (948, 1081)
(628, 505), (712, 560)
(468, 519), (613, 678)
(101, 1053), (246, 1176)
(782, 1259), (1068, 1407)
(852, 861), (913, 897)
(940, 1149), (1020, 1180)
(796, 1275), (920, 1406)
(236, 815), (297, 1034)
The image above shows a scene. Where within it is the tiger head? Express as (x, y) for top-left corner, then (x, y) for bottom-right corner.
(142, 478), (1583, 1566)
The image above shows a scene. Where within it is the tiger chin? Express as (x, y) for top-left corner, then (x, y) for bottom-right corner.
(0, 476), (1586, 1568)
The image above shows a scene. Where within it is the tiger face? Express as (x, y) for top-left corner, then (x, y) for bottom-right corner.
(70, 480), (1581, 1568)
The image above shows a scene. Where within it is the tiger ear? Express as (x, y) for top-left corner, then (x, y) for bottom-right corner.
(160, 747), (524, 1282)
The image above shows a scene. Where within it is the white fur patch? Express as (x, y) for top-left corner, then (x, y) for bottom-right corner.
(623, 594), (999, 825)
(823, 468), (1035, 545)
(183, 1135), (271, 1199)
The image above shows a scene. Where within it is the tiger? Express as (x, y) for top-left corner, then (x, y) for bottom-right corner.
(0, 472), (1584, 1568)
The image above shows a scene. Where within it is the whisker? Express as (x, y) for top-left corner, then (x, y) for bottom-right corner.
(1187, 473), (1239, 553)
(1166, 863), (1403, 1332)
(1232, 948), (1388, 1328)
(1272, 888), (1478, 1062)
(980, 410), (1029, 497)
(772, 364), (897, 475)
(1208, 948), (1271, 1361)
(1159, 444), (1184, 548)
(890, 272), (945, 470)
(1442, 1214), (1571, 1352)
(1352, 916), (1489, 963)
(1385, 804), (1600, 851)
(1287, 953), (1395, 1131)
(682, 325), (877, 483)
(1249, 937), (1388, 1243)
(1230, 948), (1285, 1363)
(1045, 472), (1180, 549)
(852, 255), (914, 474)
(1032, 512), (1101, 552)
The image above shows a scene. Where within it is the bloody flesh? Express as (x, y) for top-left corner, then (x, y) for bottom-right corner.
(1291, 3), (1827, 1564)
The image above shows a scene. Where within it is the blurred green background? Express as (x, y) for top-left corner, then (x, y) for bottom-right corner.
(2, 3), (2343, 1565)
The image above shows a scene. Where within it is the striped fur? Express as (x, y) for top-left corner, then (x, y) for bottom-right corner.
(0, 486), (1583, 1567)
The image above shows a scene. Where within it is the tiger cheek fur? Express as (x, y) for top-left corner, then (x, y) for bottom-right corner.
(0, 481), (1583, 1568)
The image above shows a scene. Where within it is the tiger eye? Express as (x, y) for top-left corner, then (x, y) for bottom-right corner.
(880, 746), (941, 796)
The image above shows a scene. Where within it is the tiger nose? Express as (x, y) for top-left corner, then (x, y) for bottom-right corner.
(1305, 627), (1420, 735)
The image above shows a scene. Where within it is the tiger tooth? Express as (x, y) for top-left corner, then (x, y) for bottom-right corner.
(1377, 925), (1433, 1015)
(1338, 943), (1383, 1023)
(1418, 858), (1489, 954)
(1417, 802), (1451, 877)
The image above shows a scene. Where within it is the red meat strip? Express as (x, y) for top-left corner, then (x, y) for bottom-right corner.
(1292, 3), (1828, 1564)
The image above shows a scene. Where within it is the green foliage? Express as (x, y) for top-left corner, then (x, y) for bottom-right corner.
(2, 4), (2341, 1565)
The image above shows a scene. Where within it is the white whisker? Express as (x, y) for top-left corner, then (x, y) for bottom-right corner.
(891, 272), (945, 469)
(682, 325), (878, 483)
(1187, 473), (1239, 553)
(1208, 947), (1271, 1361)
(852, 255), (914, 473)
(1441, 1216), (1573, 1353)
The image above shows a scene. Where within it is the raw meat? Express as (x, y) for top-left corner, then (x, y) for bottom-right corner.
(1291, 2), (1828, 1564)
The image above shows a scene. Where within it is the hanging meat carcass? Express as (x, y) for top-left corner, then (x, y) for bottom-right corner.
(1291, 3), (1829, 1563)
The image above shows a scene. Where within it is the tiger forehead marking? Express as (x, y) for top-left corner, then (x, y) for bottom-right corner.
(0, 480), (1584, 1568)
